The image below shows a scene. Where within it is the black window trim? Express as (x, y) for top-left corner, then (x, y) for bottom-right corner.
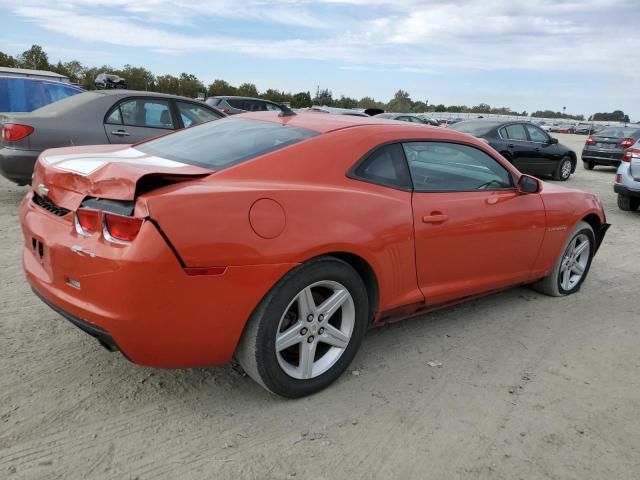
(103, 96), (178, 131)
(347, 142), (413, 192)
(348, 139), (516, 193)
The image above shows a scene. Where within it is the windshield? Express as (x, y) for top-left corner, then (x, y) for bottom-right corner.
(135, 118), (319, 169)
(596, 127), (640, 138)
(448, 121), (498, 136)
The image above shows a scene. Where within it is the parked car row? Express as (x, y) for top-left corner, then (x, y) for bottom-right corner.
(0, 90), (225, 184)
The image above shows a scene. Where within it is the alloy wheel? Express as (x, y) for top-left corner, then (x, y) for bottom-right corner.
(559, 233), (590, 291)
(275, 280), (355, 380)
(561, 160), (572, 179)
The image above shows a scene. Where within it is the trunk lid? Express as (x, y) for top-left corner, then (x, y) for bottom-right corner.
(32, 145), (212, 211)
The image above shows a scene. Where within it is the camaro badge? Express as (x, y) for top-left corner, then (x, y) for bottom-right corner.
(37, 184), (49, 197)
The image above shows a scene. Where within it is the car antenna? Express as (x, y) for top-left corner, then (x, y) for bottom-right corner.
(278, 104), (297, 117)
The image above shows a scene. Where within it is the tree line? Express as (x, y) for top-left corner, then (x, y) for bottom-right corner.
(0, 45), (631, 121)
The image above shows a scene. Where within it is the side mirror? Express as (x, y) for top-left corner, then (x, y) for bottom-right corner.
(517, 174), (540, 194)
(549, 137), (559, 144)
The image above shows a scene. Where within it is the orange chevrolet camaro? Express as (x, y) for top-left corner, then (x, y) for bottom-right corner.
(20, 112), (609, 397)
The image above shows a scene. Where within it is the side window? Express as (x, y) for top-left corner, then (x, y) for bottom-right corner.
(351, 143), (412, 190)
(504, 124), (528, 141)
(115, 99), (174, 129)
(176, 101), (221, 128)
(403, 142), (513, 192)
(227, 99), (246, 110)
(105, 106), (123, 125)
(265, 102), (281, 111)
(524, 124), (549, 143)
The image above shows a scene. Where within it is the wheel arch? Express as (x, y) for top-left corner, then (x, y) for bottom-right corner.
(322, 251), (380, 324)
(566, 151), (577, 172)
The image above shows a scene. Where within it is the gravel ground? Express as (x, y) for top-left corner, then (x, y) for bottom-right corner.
(1, 133), (639, 480)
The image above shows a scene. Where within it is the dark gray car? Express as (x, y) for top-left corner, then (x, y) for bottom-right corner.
(581, 126), (640, 170)
(0, 90), (225, 184)
(205, 96), (285, 115)
(374, 113), (430, 124)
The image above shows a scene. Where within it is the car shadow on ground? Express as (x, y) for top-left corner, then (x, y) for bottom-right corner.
(40, 283), (547, 410)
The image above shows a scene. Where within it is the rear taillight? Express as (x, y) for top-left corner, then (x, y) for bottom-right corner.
(586, 135), (594, 145)
(619, 138), (635, 148)
(104, 213), (143, 242)
(1, 123), (34, 142)
(622, 148), (640, 162)
(615, 174), (622, 183)
(75, 209), (101, 234)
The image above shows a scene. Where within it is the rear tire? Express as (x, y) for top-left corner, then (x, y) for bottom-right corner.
(583, 160), (595, 170)
(618, 194), (640, 211)
(554, 156), (572, 181)
(236, 257), (369, 398)
(531, 221), (595, 297)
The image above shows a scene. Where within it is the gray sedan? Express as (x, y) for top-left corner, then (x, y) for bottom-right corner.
(0, 90), (225, 185)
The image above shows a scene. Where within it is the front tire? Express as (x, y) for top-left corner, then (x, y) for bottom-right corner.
(236, 257), (369, 398)
(554, 156), (572, 181)
(531, 221), (595, 297)
(618, 194), (640, 211)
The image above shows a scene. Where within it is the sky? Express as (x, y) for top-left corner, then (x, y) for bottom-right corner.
(1, 0), (639, 119)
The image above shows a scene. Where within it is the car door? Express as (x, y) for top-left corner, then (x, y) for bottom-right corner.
(498, 124), (540, 174)
(524, 123), (562, 176)
(104, 97), (176, 144)
(405, 141), (546, 305)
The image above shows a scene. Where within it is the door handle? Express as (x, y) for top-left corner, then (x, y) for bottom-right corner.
(534, 148), (540, 152)
(507, 143), (515, 148)
(111, 130), (130, 137)
(422, 214), (449, 224)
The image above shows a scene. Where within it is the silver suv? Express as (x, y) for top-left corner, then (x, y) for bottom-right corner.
(614, 140), (640, 211)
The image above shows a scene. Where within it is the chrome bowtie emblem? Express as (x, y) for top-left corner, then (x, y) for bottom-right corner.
(37, 183), (49, 197)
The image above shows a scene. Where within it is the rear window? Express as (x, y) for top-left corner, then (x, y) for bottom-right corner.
(597, 127), (640, 138)
(448, 121), (497, 136)
(0, 77), (83, 112)
(134, 118), (319, 169)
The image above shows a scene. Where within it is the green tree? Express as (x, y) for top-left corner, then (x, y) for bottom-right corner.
(155, 74), (180, 94)
(313, 87), (334, 106)
(18, 45), (50, 70)
(236, 82), (258, 97)
(411, 100), (429, 113)
(434, 104), (446, 112)
(0, 51), (18, 67)
(178, 73), (204, 98)
(357, 96), (385, 110)
(471, 103), (491, 114)
(387, 89), (413, 112)
(207, 79), (237, 96)
(334, 95), (359, 109)
(291, 91), (312, 108)
(120, 65), (155, 91)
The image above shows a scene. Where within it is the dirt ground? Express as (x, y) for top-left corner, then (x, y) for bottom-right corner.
(1, 133), (639, 479)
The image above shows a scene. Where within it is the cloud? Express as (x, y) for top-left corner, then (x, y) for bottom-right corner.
(4, 0), (640, 78)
